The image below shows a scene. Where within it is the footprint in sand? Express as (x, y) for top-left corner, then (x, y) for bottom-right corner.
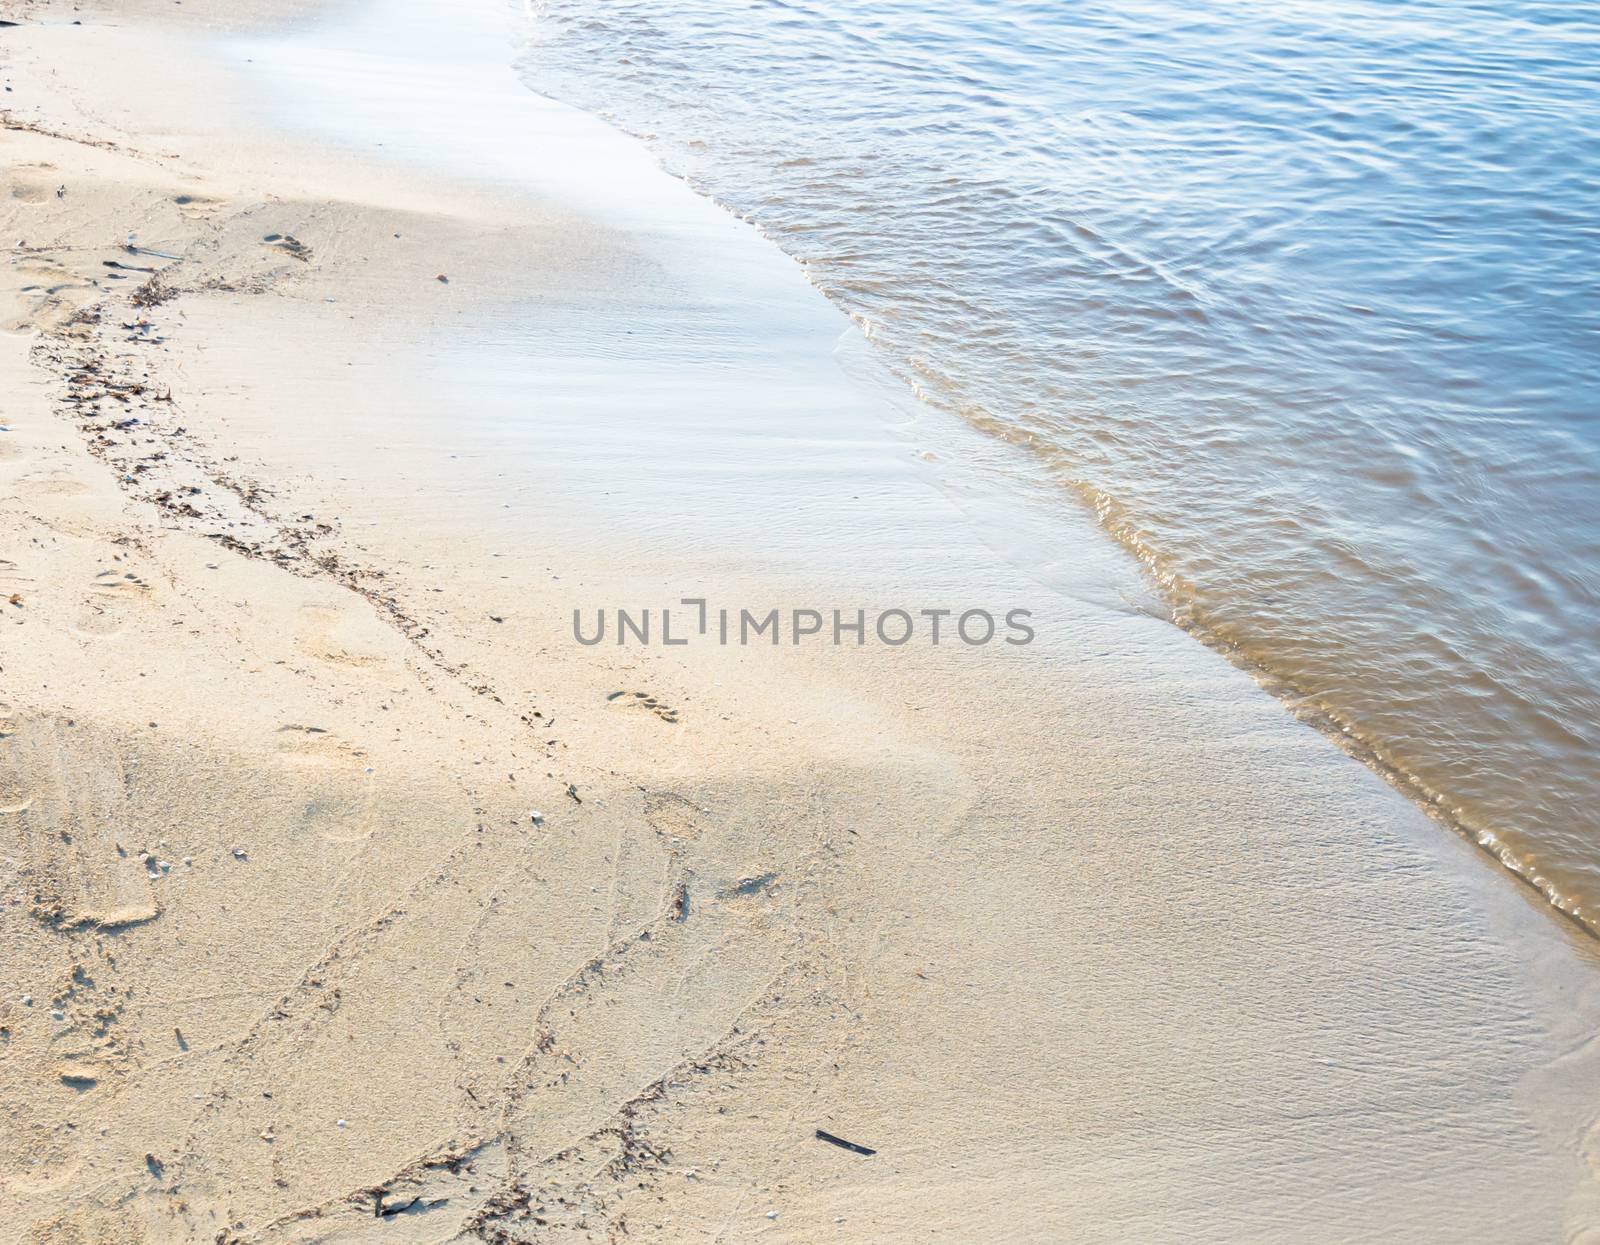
(272, 726), (378, 841)
(72, 571), (153, 637)
(643, 789), (704, 843)
(89, 570), (152, 596)
(605, 688), (681, 725)
(15, 258), (86, 289)
(0, 704), (31, 812)
(261, 232), (312, 262)
(0, 715), (159, 932)
(6, 258), (99, 334)
(274, 722), (369, 772)
(8, 162), (61, 205)
(304, 794), (379, 845)
(172, 190), (226, 220)
(0, 764), (30, 814)
(294, 604), (397, 672)
(13, 471), (88, 502)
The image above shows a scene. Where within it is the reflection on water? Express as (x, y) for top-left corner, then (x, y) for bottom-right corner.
(520, 0), (1600, 930)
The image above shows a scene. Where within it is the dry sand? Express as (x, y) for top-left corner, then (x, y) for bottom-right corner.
(3, 2), (1600, 1242)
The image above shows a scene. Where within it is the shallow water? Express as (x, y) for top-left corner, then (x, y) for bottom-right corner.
(518, 0), (1600, 930)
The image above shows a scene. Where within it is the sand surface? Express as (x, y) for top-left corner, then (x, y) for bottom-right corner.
(3, 3), (1599, 1242)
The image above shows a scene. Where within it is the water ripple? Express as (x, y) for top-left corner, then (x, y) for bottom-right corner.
(522, 0), (1600, 930)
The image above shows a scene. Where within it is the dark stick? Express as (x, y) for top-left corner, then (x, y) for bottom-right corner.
(815, 1129), (876, 1156)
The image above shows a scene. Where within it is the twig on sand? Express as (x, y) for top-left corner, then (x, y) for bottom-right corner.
(815, 1129), (875, 1156)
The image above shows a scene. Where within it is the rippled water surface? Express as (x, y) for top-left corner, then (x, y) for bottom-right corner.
(518, 0), (1600, 928)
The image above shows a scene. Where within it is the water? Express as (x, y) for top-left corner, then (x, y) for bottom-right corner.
(516, 0), (1600, 931)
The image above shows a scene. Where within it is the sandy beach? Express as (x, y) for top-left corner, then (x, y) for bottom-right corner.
(3, 2), (1599, 1242)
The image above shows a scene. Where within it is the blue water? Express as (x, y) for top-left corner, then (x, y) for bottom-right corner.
(519, 0), (1600, 928)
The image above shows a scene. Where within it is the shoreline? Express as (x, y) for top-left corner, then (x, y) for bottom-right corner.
(515, 0), (1600, 945)
(505, 15), (1600, 944)
(3, 2), (1599, 1241)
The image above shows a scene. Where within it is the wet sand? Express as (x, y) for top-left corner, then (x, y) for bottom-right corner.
(2, 2), (1599, 1242)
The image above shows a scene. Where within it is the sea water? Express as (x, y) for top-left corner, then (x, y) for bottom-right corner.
(518, 0), (1600, 930)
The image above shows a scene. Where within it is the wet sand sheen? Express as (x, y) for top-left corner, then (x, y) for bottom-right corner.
(519, 0), (1600, 937)
(0, 0), (1598, 1241)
